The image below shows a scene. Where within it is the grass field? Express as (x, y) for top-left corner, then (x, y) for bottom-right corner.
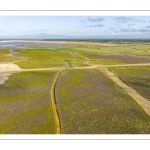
(73, 45), (150, 65)
(1, 41), (150, 134)
(16, 58), (66, 69)
(2, 43), (150, 67)
(15, 48), (87, 68)
(0, 49), (24, 63)
(110, 66), (150, 101)
(0, 70), (58, 134)
(55, 69), (150, 134)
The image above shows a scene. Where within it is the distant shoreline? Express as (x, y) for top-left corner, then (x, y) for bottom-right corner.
(1, 39), (150, 43)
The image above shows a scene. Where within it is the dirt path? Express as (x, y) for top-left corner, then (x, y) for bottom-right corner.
(102, 63), (150, 67)
(21, 67), (65, 72)
(70, 63), (150, 70)
(1, 62), (150, 120)
(99, 66), (150, 117)
(50, 70), (63, 134)
(1, 63), (150, 73)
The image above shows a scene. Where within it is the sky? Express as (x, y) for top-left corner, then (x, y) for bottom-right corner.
(0, 16), (150, 39)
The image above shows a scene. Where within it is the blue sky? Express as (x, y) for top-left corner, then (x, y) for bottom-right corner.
(0, 16), (150, 39)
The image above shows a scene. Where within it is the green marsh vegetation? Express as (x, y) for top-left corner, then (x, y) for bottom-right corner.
(110, 66), (150, 101)
(2, 42), (150, 68)
(0, 49), (24, 63)
(16, 58), (66, 69)
(72, 45), (150, 65)
(0, 70), (58, 133)
(1, 41), (150, 134)
(15, 47), (87, 68)
(55, 69), (150, 134)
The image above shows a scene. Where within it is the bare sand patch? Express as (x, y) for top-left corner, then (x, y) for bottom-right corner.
(0, 73), (12, 85)
(0, 63), (21, 73)
(0, 63), (21, 85)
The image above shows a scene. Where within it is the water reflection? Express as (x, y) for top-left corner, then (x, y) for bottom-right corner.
(0, 40), (64, 49)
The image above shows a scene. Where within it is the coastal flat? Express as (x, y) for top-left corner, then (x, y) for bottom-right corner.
(1, 40), (150, 134)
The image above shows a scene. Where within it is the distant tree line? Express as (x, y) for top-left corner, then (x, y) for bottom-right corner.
(43, 39), (150, 43)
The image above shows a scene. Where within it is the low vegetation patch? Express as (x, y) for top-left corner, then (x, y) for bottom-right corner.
(110, 66), (150, 101)
(86, 54), (150, 65)
(0, 70), (58, 134)
(16, 58), (66, 69)
(55, 69), (150, 134)
(0, 49), (23, 63)
(1, 42), (150, 134)
(16, 48), (87, 68)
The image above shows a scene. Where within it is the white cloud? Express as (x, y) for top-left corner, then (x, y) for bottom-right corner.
(88, 17), (105, 22)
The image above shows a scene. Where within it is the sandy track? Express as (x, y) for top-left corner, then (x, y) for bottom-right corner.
(50, 70), (63, 134)
(1, 63), (150, 85)
(103, 63), (150, 67)
(70, 63), (150, 70)
(21, 67), (65, 72)
(99, 66), (150, 117)
(1, 62), (150, 117)
(1, 63), (150, 74)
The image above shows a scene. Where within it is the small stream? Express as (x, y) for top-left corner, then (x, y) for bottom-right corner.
(10, 50), (19, 56)
(64, 61), (72, 68)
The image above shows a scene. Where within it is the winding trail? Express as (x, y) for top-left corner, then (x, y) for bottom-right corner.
(1, 63), (150, 73)
(99, 66), (150, 117)
(50, 69), (63, 134)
